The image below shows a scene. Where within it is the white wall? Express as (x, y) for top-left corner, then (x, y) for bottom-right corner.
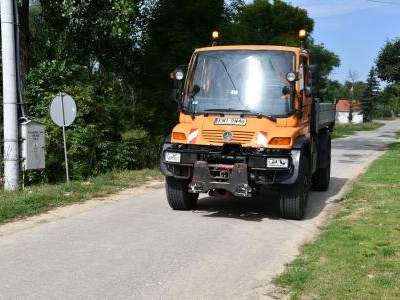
(336, 112), (364, 124)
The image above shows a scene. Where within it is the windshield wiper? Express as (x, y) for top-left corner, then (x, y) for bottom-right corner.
(240, 110), (277, 122)
(204, 108), (247, 116)
(204, 109), (244, 112)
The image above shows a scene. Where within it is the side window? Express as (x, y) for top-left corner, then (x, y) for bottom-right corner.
(299, 63), (304, 91)
(299, 57), (308, 91)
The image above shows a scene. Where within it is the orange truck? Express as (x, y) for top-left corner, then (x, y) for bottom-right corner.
(160, 30), (335, 219)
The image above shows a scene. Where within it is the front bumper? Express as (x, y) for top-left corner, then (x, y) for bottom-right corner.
(160, 143), (301, 193)
(189, 161), (252, 197)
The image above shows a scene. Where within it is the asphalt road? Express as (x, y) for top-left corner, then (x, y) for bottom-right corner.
(0, 120), (399, 300)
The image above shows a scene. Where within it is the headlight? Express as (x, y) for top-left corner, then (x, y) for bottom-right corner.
(267, 158), (289, 169)
(165, 152), (181, 163)
(286, 72), (297, 83)
(175, 71), (184, 81)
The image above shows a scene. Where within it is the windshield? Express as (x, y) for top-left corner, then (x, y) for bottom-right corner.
(183, 50), (295, 117)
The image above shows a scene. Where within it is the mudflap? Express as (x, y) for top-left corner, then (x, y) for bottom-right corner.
(188, 161), (252, 197)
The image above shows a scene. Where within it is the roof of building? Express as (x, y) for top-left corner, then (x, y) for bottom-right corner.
(336, 100), (362, 112)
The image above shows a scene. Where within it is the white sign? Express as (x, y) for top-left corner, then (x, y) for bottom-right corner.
(20, 120), (46, 170)
(49, 93), (77, 184)
(50, 93), (77, 127)
(267, 158), (289, 169)
(214, 118), (247, 126)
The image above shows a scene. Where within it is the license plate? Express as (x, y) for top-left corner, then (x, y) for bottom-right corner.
(214, 118), (247, 126)
(267, 158), (289, 168)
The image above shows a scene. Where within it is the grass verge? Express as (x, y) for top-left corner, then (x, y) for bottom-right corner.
(332, 121), (384, 139)
(274, 142), (400, 299)
(0, 169), (162, 225)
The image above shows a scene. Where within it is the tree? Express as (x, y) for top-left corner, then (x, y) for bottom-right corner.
(320, 79), (342, 103)
(378, 83), (400, 117)
(362, 67), (380, 121)
(19, 0), (30, 84)
(347, 69), (359, 122)
(223, 0), (314, 46)
(308, 42), (340, 102)
(24, 0), (142, 182)
(376, 37), (400, 83)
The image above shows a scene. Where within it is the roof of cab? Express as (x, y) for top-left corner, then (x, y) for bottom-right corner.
(195, 45), (301, 53)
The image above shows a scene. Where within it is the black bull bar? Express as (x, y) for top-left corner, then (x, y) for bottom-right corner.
(188, 161), (252, 197)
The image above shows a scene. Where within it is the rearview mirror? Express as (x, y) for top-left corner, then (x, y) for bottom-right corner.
(308, 65), (318, 86)
(171, 68), (185, 106)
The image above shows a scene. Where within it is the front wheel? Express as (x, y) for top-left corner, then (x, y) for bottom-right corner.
(279, 156), (310, 220)
(165, 177), (199, 210)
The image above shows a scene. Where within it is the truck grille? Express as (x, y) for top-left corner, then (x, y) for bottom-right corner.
(202, 130), (255, 144)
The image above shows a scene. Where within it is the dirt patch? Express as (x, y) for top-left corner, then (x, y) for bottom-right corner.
(260, 285), (289, 300)
(342, 206), (371, 220)
(0, 180), (164, 237)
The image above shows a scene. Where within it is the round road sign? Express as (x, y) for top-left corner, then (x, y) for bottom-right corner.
(50, 93), (77, 127)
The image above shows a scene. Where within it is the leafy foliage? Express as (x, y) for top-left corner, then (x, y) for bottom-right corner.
(362, 67), (380, 122)
(377, 83), (400, 118)
(24, 0), (149, 182)
(222, 0), (314, 46)
(307, 42), (340, 101)
(376, 38), (400, 83)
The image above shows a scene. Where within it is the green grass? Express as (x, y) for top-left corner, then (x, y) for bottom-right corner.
(0, 169), (162, 225)
(274, 142), (400, 299)
(332, 122), (384, 139)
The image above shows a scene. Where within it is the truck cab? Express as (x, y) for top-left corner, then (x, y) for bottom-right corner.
(160, 32), (335, 220)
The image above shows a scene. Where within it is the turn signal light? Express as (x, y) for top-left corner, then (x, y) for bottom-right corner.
(172, 132), (187, 141)
(269, 137), (291, 146)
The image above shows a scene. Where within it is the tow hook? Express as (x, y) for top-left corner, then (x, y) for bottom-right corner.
(234, 184), (252, 197)
(189, 182), (204, 193)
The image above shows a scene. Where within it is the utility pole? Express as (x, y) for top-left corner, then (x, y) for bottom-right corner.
(1, 0), (19, 190)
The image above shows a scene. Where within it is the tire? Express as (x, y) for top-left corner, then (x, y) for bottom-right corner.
(279, 156), (310, 220)
(312, 133), (331, 191)
(165, 177), (199, 210)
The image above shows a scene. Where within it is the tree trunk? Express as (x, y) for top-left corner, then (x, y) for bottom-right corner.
(19, 0), (29, 87)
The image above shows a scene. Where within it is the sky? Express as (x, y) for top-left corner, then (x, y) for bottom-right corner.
(245, 0), (400, 83)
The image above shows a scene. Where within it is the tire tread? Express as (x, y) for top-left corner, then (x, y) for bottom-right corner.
(166, 177), (198, 210)
(279, 157), (309, 220)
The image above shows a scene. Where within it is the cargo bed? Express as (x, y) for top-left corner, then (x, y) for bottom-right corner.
(318, 103), (336, 129)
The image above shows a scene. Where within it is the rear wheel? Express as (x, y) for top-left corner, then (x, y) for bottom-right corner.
(312, 133), (331, 191)
(279, 156), (310, 220)
(165, 177), (199, 210)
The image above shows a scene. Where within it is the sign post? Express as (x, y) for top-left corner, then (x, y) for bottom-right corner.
(50, 93), (77, 184)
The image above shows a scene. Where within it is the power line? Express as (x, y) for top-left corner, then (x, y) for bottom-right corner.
(366, 0), (400, 5)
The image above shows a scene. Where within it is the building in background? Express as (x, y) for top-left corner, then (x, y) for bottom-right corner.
(335, 100), (363, 124)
